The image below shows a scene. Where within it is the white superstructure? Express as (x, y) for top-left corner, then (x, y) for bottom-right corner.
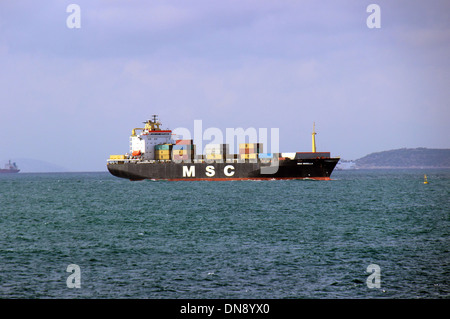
(129, 116), (175, 160)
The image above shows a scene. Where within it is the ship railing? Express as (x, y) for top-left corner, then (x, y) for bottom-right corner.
(107, 158), (141, 164)
(107, 157), (282, 165)
(107, 159), (159, 164)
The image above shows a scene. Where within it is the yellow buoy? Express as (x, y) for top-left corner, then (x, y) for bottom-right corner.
(424, 174), (428, 184)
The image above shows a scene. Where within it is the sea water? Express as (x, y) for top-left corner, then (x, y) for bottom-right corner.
(0, 170), (448, 298)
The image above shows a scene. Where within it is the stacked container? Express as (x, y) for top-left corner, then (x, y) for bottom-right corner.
(205, 144), (229, 161)
(155, 144), (173, 160)
(172, 140), (195, 161)
(176, 139), (193, 145)
(239, 143), (263, 160)
(257, 153), (273, 159)
(109, 155), (126, 160)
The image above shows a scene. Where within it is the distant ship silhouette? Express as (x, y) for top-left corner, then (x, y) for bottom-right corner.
(0, 160), (20, 173)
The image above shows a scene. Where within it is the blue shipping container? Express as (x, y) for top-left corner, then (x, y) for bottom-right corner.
(173, 144), (195, 150)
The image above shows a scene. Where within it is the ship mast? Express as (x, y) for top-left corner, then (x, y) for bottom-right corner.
(131, 115), (162, 136)
(144, 115), (162, 131)
(312, 122), (317, 153)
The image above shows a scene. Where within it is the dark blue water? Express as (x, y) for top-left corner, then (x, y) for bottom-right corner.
(0, 170), (449, 298)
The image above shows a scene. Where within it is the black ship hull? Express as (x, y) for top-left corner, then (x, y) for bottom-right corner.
(107, 158), (339, 181)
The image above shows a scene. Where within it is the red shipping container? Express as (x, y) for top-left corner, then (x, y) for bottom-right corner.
(172, 154), (190, 160)
(175, 139), (193, 145)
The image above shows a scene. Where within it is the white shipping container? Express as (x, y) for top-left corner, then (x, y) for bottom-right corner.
(204, 144), (229, 154)
(281, 152), (296, 159)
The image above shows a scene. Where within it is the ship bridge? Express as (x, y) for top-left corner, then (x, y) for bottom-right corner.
(129, 115), (175, 160)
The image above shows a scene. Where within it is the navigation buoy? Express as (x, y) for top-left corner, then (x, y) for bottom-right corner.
(424, 174), (428, 184)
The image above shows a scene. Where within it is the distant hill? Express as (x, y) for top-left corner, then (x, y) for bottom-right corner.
(355, 148), (450, 169)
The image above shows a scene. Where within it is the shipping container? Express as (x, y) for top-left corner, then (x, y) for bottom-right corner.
(155, 150), (171, 156)
(239, 143), (262, 148)
(281, 152), (296, 159)
(155, 155), (170, 160)
(109, 155), (126, 160)
(175, 139), (193, 145)
(172, 154), (192, 160)
(172, 146), (195, 159)
(239, 149), (262, 154)
(240, 154), (257, 159)
(173, 144), (195, 150)
(239, 143), (263, 153)
(173, 149), (194, 155)
(240, 143), (261, 148)
(204, 144), (229, 155)
(155, 144), (172, 150)
(206, 154), (224, 160)
(239, 149), (259, 154)
(258, 153), (273, 159)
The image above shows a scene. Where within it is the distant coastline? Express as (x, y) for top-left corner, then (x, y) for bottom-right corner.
(337, 148), (450, 170)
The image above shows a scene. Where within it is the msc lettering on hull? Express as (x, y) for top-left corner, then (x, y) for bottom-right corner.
(182, 165), (195, 177)
(182, 165), (235, 177)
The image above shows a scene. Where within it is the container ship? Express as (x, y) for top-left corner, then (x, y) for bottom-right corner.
(107, 116), (339, 181)
(0, 160), (20, 173)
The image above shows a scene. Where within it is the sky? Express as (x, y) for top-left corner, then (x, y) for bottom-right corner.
(0, 0), (449, 171)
